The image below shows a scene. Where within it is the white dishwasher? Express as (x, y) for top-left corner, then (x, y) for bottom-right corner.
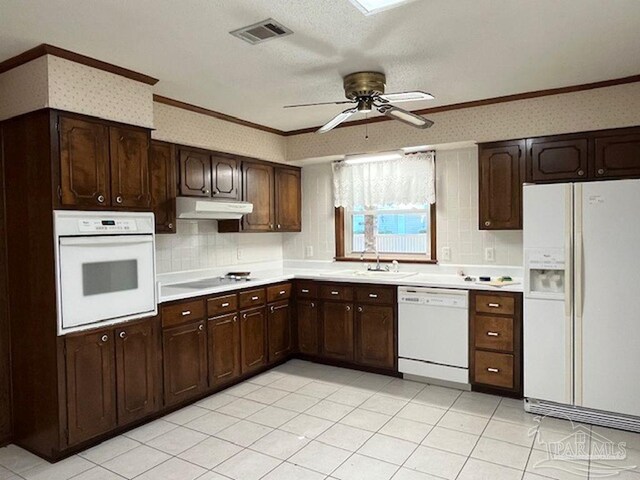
(398, 287), (469, 385)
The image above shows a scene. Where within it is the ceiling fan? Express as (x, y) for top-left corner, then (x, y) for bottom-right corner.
(284, 71), (435, 133)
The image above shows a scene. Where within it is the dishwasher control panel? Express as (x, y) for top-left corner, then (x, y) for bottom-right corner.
(398, 287), (468, 308)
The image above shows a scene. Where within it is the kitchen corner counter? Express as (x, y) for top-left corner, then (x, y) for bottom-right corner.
(158, 268), (523, 304)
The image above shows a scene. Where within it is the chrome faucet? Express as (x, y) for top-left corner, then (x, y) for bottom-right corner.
(367, 247), (390, 271)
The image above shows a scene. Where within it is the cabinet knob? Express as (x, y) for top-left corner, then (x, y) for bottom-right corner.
(198, 324), (204, 331)
(358, 306), (363, 313)
(311, 302), (315, 308)
(578, 170), (585, 176)
(119, 331), (126, 339)
(269, 224), (274, 230)
(243, 313), (247, 319)
(116, 195), (123, 204)
(97, 194), (105, 204)
(484, 221), (491, 227)
(346, 305), (351, 311)
(202, 189), (209, 194)
(270, 306), (275, 313)
(168, 223), (174, 229)
(597, 168), (605, 175)
(233, 316), (238, 323)
(277, 224), (281, 230)
(101, 334), (108, 343)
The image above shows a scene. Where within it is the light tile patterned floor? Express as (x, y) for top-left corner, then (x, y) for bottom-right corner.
(1, 360), (640, 480)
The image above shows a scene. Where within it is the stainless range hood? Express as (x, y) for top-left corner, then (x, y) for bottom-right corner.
(176, 197), (253, 220)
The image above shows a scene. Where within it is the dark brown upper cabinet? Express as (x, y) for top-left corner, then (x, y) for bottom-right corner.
(150, 141), (177, 234)
(527, 135), (589, 182)
(478, 140), (525, 230)
(275, 167), (302, 232)
(212, 156), (239, 199)
(241, 161), (276, 232)
(57, 113), (151, 210)
(178, 148), (240, 201)
(594, 131), (640, 179)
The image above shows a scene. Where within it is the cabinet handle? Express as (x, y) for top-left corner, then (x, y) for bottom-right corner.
(198, 324), (204, 331)
(487, 367), (500, 373)
(221, 302), (230, 307)
(358, 306), (363, 312)
(484, 221), (491, 227)
(119, 136), (124, 141)
(578, 170), (585, 176)
(279, 290), (286, 295)
(101, 334), (108, 343)
(597, 168), (605, 175)
(168, 223), (174, 229)
(311, 302), (315, 308)
(346, 305), (351, 311)
(331, 291), (339, 295)
(116, 195), (123, 204)
(488, 303), (500, 308)
(301, 289), (310, 293)
(486, 331), (500, 337)
(97, 194), (105, 204)
(119, 331), (126, 339)
(251, 296), (259, 301)
(368, 293), (378, 298)
(181, 310), (191, 316)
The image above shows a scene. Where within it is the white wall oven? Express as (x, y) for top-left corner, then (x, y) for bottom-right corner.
(54, 211), (157, 335)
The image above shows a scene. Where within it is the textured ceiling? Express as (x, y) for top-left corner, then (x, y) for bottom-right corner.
(1, 0), (639, 131)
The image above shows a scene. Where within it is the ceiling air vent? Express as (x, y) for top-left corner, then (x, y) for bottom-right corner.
(230, 18), (293, 45)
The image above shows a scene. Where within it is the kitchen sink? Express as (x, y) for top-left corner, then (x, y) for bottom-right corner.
(319, 269), (418, 280)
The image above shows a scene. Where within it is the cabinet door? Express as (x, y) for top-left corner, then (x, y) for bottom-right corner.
(594, 132), (640, 179)
(208, 313), (241, 386)
(212, 156), (240, 200)
(297, 300), (319, 355)
(65, 330), (116, 446)
(479, 141), (524, 230)
(355, 305), (395, 369)
(162, 321), (208, 406)
(58, 115), (111, 208)
(109, 127), (150, 208)
(240, 307), (267, 373)
(268, 300), (292, 362)
(321, 301), (354, 361)
(528, 136), (588, 182)
(241, 162), (275, 232)
(178, 149), (211, 197)
(150, 141), (176, 233)
(275, 168), (301, 232)
(115, 319), (159, 426)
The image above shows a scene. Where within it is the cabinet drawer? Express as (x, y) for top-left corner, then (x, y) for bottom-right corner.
(267, 283), (292, 303)
(295, 281), (318, 299)
(475, 294), (515, 315)
(162, 299), (205, 328)
(474, 316), (514, 352)
(319, 284), (354, 301)
(239, 288), (266, 309)
(207, 293), (238, 317)
(355, 286), (394, 305)
(474, 351), (514, 389)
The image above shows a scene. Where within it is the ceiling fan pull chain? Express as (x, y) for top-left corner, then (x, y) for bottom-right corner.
(365, 114), (369, 140)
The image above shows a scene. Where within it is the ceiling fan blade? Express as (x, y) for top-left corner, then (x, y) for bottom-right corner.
(284, 100), (355, 108)
(317, 107), (358, 134)
(377, 105), (434, 129)
(377, 91), (435, 103)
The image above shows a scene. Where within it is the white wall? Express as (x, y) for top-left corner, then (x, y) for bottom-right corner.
(156, 220), (283, 274)
(283, 146), (523, 266)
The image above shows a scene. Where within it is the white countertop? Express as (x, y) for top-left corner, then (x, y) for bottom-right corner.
(158, 262), (523, 303)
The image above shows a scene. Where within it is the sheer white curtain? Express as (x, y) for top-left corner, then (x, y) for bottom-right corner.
(332, 151), (436, 209)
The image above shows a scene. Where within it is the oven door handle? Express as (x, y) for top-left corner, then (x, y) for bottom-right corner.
(59, 235), (153, 247)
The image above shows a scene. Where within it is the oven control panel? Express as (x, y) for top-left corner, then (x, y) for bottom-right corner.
(78, 219), (139, 233)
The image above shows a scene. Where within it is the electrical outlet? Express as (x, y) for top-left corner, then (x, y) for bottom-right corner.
(441, 247), (451, 261)
(305, 245), (314, 258)
(237, 248), (244, 260)
(485, 247), (495, 262)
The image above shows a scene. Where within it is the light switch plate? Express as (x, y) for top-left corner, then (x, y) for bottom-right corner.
(305, 245), (314, 258)
(441, 246), (451, 261)
(485, 247), (495, 262)
(237, 248), (244, 260)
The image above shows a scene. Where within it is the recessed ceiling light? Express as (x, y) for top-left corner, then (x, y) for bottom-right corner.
(348, 0), (418, 15)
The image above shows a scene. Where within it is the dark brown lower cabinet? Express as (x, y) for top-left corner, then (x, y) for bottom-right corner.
(65, 329), (116, 446)
(115, 320), (160, 426)
(208, 313), (241, 386)
(355, 304), (395, 369)
(162, 320), (208, 406)
(268, 300), (292, 362)
(297, 300), (319, 355)
(240, 308), (267, 373)
(321, 301), (354, 361)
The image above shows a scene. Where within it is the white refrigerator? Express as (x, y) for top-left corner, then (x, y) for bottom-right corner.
(524, 179), (640, 430)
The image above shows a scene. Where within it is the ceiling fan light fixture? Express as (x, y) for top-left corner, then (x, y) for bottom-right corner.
(348, 0), (417, 15)
(357, 97), (374, 113)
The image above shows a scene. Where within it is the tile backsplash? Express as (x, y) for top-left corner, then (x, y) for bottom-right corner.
(283, 147), (523, 266)
(156, 220), (283, 274)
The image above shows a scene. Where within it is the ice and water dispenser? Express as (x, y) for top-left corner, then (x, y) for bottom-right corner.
(525, 250), (566, 299)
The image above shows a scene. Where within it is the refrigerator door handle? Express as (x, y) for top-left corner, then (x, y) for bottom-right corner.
(574, 183), (584, 406)
(564, 184), (574, 404)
